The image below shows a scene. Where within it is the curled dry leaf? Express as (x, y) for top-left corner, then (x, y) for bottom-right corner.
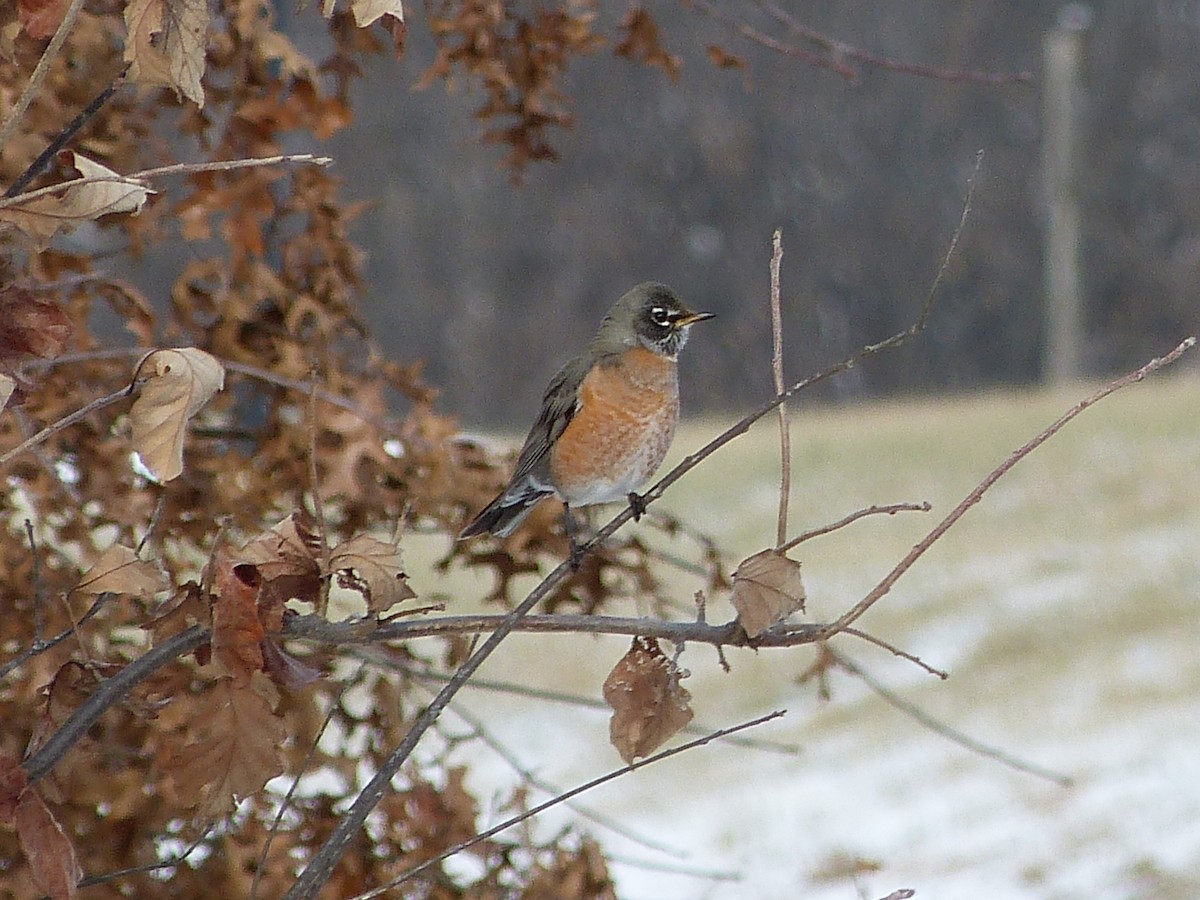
(129, 348), (225, 482)
(211, 556), (265, 684)
(0, 153), (153, 249)
(0, 286), (73, 375)
(330, 533), (416, 615)
(602, 636), (693, 764)
(123, 0), (210, 106)
(74, 543), (164, 598)
(730, 548), (806, 638)
(0, 375), (13, 412)
(14, 789), (81, 900)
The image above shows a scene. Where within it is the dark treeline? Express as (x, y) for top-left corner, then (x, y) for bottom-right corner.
(295, 2), (1198, 424)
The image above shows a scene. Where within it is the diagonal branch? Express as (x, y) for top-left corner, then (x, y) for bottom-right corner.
(822, 335), (1197, 638)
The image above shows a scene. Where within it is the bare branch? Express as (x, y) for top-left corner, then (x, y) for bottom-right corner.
(779, 501), (931, 553)
(834, 650), (1072, 786)
(23, 624), (210, 783)
(757, 1), (1033, 84)
(769, 228), (790, 547)
(351, 711), (786, 900)
(0, 154), (333, 212)
(822, 336), (1197, 638)
(0, 385), (133, 469)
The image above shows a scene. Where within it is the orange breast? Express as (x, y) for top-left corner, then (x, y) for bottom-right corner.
(550, 346), (680, 507)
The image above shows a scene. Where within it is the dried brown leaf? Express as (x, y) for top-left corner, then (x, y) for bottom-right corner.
(211, 557), (265, 684)
(129, 347), (225, 482)
(615, 9), (680, 81)
(17, 0), (70, 39)
(731, 549), (806, 638)
(74, 543), (164, 597)
(330, 533), (416, 615)
(0, 297), (70, 378)
(0, 153), (152, 248)
(0, 286), (73, 374)
(163, 674), (286, 820)
(14, 789), (81, 900)
(123, 0), (210, 106)
(602, 636), (693, 764)
(238, 513), (322, 581)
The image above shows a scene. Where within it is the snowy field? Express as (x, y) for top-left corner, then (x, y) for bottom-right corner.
(428, 371), (1200, 900)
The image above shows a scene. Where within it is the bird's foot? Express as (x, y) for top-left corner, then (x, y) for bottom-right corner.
(626, 491), (647, 521)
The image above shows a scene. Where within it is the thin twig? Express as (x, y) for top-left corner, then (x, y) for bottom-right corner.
(608, 151), (982, 555)
(350, 711), (785, 900)
(0, 0), (88, 154)
(688, 0), (858, 79)
(769, 228), (790, 548)
(833, 650), (1072, 786)
(0, 594), (112, 681)
(758, 1), (1033, 85)
(78, 825), (216, 889)
(779, 501), (931, 552)
(841, 628), (947, 679)
(25, 520), (46, 643)
(822, 336), (1197, 638)
(4, 71), (127, 198)
(0, 154), (333, 212)
(0, 385), (133, 469)
(440, 696), (692, 858)
(377, 652), (802, 756)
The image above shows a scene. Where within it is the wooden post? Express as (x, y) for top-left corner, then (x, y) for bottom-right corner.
(1042, 7), (1091, 383)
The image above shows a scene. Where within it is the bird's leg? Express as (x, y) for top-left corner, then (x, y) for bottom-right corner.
(626, 491), (647, 521)
(562, 503), (585, 569)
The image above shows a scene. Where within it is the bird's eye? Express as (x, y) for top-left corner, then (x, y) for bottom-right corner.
(649, 306), (672, 327)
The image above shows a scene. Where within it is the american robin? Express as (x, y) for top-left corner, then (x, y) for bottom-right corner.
(460, 282), (713, 542)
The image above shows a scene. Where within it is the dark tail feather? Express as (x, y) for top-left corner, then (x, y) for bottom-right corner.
(459, 489), (551, 539)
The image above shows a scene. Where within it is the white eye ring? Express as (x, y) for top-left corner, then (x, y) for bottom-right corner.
(649, 306), (672, 327)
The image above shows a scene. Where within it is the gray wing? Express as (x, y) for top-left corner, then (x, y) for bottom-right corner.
(505, 354), (589, 494)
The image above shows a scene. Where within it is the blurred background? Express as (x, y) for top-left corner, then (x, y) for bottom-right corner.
(272, 1), (1200, 424)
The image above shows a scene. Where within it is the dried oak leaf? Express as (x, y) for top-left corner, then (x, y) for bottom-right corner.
(14, 789), (81, 900)
(123, 0), (209, 106)
(163, 674), (286, 820)
(18, 0), (71, 39)
(74, 543), (164, 598)
(0, 153), (153, 249)
(0, 285), (73, 375)
(238, 513), (322, 582)
(330, 533), (416, 615)
(602, 636), (693, 764)
(129, 347), (224, 482)
(211, 556), (264, 684)
(731, 549), (806, 638)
